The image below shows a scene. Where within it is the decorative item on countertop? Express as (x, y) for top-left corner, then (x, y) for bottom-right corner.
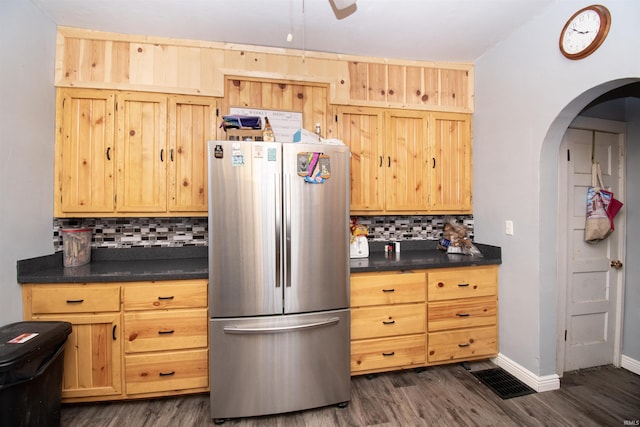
(438, 219), (482, 256)
(61, 228), (92, 267)
(349, 219), (369, 259)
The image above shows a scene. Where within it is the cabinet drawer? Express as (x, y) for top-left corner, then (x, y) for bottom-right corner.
(427, 326), (497, 363)
(351, 303), (425, 340)
(123, 280), (207, 311)
(427, 266), (497, 301)
(125, 348), (208, 395)
(351, 272), (425, 307)
(351, 335), (425, 373)
(428, 298), (497, 332)
(31, 285), (120, 314)
(124, 309), (208, 353)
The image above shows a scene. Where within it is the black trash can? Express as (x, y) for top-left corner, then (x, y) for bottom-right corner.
(0, 321), (72, 427)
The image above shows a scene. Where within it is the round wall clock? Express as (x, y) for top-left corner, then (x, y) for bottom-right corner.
(559, 4), (611, 60)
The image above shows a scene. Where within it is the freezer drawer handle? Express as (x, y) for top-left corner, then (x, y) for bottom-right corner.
(223, 317), (340, 335)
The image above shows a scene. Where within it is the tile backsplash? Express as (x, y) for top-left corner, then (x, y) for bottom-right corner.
(53, 215), (473, 251)
(352, 215), (473, 241)
(54, 218), (208, 251)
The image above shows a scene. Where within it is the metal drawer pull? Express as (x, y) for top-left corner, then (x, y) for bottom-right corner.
(112, 325), (117, 341)
(159, 371), (176, 377)
(382, 352), (395, 357)
(456, 313), (470, 317)
(457, 283), (470, 287)
(382, 288), (395, 293)
(158, 330), (175, 335)
(458, 343), (471, 348)
(382, 320), (396, 325)
(158, 296), (175, 300)
(66, 299), (84, 304)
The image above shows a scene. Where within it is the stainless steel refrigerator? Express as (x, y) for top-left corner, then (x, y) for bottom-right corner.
(207, 140), (350, 422)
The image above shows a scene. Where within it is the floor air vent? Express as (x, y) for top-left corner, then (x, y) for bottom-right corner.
(471, 367), (536, 399)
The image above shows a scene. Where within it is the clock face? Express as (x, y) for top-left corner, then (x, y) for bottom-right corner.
(560, 5), (611, 60)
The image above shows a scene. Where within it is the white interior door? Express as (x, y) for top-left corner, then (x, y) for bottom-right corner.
(562, 126), (624, 372)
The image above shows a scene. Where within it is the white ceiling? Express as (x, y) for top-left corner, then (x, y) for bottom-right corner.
(30, 0), (555, 63)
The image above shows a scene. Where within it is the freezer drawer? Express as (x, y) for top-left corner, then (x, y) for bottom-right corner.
(209, 309), (350, 420)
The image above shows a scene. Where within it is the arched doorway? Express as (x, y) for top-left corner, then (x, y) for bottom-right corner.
(539, 79), (640, 376)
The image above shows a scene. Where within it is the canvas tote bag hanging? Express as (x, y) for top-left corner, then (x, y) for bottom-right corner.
(584, 162), (613, 243)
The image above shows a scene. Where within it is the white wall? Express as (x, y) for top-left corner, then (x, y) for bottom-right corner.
(474, 0), (640, 376)
(623, 98), (640, 359)
(0, 1), (56, 325)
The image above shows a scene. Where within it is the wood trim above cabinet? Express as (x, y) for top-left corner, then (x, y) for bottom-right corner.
(55, 27), (474, 113)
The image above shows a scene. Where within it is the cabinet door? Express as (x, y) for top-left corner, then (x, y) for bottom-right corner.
(33, 313), (123, 400)
(116, 92), (167, 212)
(385, 110), (430, 211)
(56, 89), (115, 215)
(429, 112), (472, 212)
(335, 106), (385, 213)
(167, 96), (217, 213)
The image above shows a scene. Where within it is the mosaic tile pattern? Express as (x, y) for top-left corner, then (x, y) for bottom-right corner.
(53, 215), (473, 250)
(352, 215), (474, 241)
(53, 218), (208, 251)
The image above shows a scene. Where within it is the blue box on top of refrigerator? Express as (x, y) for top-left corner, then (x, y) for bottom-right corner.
(207, 140), (351, 423)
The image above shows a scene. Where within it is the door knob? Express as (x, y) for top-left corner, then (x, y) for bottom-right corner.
(610, 260), (623, 269)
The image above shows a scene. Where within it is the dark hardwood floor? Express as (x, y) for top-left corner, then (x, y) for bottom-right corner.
(60, 362), (640, 427)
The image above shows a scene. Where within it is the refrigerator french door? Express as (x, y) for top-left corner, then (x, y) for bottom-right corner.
(207, 140), (351, 421)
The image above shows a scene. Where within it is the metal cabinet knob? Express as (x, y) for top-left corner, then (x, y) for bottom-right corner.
(610, 260), (623, 269)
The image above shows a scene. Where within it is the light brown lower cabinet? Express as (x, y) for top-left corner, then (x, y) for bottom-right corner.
(21, 279), (209, 403)
(350, 265), (498, 375)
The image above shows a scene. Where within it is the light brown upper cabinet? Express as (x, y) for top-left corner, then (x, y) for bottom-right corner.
(428, 112), (472, 213)
(56, 89), (116, 215)
(116, 92), (168, 213)
(168, 96), (217, 213)
(334, 107), (385, 212)
(55, 88), (217, 217)
(335, 106), (472, 215)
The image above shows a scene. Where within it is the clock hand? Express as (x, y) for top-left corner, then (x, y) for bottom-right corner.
(571, 28), (590, 35)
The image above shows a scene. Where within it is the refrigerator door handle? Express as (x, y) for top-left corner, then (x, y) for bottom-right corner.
(223, 317), (340, 335)
(275, 172), (282, 288)
(284, 174), (292, 288)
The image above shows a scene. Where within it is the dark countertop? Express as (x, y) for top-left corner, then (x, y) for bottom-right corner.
(17, 241), (500, 284)
(349, 241), (501, 273)
(17, 247), (209, 283)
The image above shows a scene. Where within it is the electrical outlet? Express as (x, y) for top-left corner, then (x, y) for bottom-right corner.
(505, 220), (514, 236)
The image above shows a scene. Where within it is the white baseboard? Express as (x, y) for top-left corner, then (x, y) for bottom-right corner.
(621, 355), (640, 375)
(492, 354), (560, 392)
